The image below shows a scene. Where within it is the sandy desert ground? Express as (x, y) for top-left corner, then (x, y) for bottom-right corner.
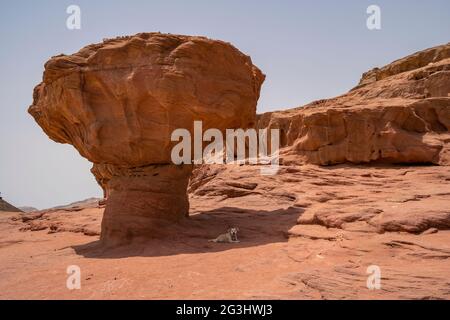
(1, 164), (449, 300)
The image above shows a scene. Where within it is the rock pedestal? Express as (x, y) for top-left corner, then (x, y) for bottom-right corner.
(99, 164), (192, 244)
(29, 33), (264, 245)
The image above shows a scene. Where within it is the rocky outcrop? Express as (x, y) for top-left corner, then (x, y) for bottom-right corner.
(29, 33), (264, 245)
(258, 43), (450, 166)
(187, 43), (450, 239)
(355, 42), (450, 88)
(0, 198), (22, 212)
(189, 163), (450, 235)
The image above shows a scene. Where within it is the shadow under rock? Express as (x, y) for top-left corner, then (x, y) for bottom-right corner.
(72, 206), (304, 258)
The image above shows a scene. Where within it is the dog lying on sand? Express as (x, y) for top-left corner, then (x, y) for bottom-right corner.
(208, 227), (240, 243)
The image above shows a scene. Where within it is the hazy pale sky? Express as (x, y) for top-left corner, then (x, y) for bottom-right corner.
(1, 0), (449, 209)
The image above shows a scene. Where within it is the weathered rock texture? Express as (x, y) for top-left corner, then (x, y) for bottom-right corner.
(28, 33), (264, 244)
(5, 164), (450, 299)
(258, 43), (450, 166)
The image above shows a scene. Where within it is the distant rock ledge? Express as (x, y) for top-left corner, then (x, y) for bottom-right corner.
(257, 42), (450, 166)
(0, 198), (22, 212)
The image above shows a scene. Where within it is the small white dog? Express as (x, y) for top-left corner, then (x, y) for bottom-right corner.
(208, 227), (240, 243)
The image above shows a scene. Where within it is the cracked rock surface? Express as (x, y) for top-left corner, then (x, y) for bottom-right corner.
(1, 164), (449, 299)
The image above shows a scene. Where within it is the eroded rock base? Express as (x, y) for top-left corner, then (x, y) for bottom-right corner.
(100, 164), (193, 245)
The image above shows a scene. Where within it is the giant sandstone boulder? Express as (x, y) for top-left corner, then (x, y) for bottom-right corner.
(29, 33), (264, 245)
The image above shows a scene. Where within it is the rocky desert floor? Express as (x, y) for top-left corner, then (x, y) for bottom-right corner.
(0, 164), (449, 299)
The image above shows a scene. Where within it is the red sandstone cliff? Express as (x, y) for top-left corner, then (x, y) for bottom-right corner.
(257, 43), (450, 166)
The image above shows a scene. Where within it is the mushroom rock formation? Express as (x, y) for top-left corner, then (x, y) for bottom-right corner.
(257, 42), (450, 166)
(29, 33), (265, 244)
